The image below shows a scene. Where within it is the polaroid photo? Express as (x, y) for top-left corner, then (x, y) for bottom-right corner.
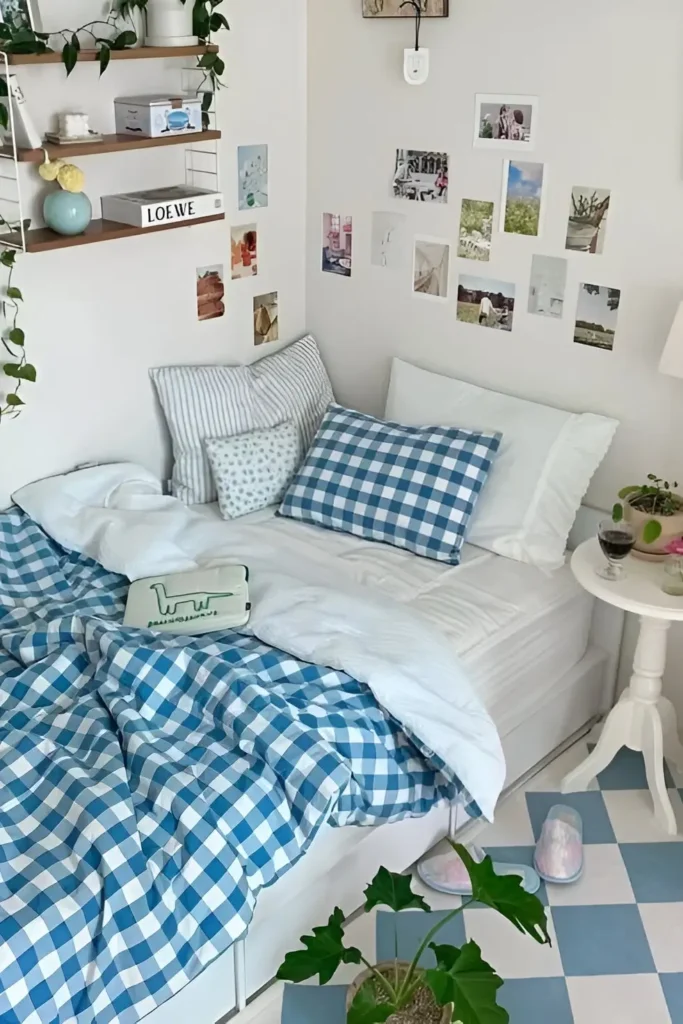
(528, 255), (568, 319)
(458, 199), (494, 262)
(565, 185), (611, 255)
(196, 265), (225, 322)
(500, 160), (546, 237)
(574, 283), (621, 351)
(413, 236), (450, 300)
(457, 274), (515, 332)
(393, 149), (449, 204)
(322, 213), (353, 277)
(474, 94), (538, 151)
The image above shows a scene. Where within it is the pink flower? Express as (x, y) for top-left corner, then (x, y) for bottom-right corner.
(665, 536), (683, 555)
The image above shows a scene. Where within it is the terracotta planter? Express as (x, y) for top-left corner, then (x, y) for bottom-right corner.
(623, 497), (683, 560)
(346, 962), (452, 1024)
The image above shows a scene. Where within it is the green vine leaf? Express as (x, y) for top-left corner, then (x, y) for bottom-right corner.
(62, 40), (79, 76)
(425, 941), (508, 1024)
(5, 393), (23, 406)
(0, 104), (8, 132)
(0, 250), (16, 268)
(363, 866), (431, 914)
(276, 907), (362, 986)
(98, 45), (111, 76)
(8, 328), (24, 346)
(7, 286), (22, 300)
(111, 30), (137, 50)
(3, 362), (21, 377)
(16, 363), (35, 382)
(643, 520), (663, 544)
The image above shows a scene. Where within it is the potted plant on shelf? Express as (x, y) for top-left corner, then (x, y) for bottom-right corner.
(277, 843), (550, 1024)
(612, 474), (683, 559)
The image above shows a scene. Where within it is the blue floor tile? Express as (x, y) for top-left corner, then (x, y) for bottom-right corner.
(376, 910), (466, 968)
(525, 791), (615, 844)
(621, 843), (683, 902)
(498, 978), (574, 1024)
(660, 973), (683, 1022)
(588, 744), (675, 790)
(482, 845), (548, 907)
(281, 984), (346, 1023)
(552, 904), (655, 976)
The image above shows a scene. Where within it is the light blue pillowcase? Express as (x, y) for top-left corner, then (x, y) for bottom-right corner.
(278, 404), (502, 564)
(205, 421), (302, 520)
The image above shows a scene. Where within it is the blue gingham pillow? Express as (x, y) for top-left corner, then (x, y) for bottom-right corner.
(278, 404), (501, 564)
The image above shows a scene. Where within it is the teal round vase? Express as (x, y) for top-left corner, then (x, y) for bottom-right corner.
(43, 190), (92, 236)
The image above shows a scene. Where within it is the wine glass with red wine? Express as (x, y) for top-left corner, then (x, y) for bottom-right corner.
(597, 518), (636, 581)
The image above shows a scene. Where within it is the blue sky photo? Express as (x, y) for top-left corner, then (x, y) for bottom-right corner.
(507, 161), (544, 200)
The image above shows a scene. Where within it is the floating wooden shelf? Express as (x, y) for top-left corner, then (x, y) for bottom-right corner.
(2, 44), (218, 65)
(3, 213), (224, 253)
(1, 130), (221, 163)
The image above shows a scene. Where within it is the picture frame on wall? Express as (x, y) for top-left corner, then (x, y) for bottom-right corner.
(0, 0), (42, 32)
(363, 0), (448, 18)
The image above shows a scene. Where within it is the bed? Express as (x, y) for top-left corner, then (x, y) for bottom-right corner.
(0, 343), (624, 1024)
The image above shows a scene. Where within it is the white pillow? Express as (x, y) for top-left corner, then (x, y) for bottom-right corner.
(205, 421), (301, 520)
(151, 335), (333, 504)
(385, 359), (618, 569)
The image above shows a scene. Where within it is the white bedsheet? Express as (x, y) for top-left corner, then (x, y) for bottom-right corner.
(13, 464), (505, 820)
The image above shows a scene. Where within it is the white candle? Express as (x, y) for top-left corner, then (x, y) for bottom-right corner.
(59, 112), (90, 138)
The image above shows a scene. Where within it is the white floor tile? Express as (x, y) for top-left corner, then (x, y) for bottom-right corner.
(567, 974), (671, 1024)
(462, 907), (562, 979)
(602, 788), (683, 843)
(639, 902), (683, 972)
(525, 741), (599, 793)
(546, 844), (635, 906)
(475, 789), (535, 847)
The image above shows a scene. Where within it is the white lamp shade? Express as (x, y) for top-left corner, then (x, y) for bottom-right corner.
(659, 302), (683, 379)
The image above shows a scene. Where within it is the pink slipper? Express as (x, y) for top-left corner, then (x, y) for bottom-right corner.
(534, 805), (583, 884)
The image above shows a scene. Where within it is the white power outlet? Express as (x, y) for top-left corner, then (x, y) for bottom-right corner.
(403, 47), (430, 86)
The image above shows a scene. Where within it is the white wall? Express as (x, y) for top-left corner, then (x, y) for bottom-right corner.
(0, 0), (307, 508)
(307, 0), (683, 705)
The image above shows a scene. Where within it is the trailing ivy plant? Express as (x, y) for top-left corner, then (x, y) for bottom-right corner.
(0, 248), (33, 422)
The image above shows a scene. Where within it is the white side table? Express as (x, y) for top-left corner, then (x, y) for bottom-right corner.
(563, 538), (683, 834)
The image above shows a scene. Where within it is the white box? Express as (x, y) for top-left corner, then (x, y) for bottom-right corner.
(101, 185), (224, 228)
(114, 94), (203, 139)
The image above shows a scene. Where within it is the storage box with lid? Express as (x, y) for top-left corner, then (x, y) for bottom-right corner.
(114, 94), (203, 139)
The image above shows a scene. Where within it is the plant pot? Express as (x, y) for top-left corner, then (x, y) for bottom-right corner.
(116, 2), (145, 47)
(347, 962), (453, 1024)
(623, 498), (683, 560)
(144, 0), (197, 47)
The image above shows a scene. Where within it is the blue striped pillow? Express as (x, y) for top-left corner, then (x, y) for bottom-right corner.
(278, 404), (501, 564)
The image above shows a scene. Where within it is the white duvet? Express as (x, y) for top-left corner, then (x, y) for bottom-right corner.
(13, 463), (505, 820)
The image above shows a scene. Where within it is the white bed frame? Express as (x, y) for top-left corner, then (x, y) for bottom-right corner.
(139, 505), (624, 1024)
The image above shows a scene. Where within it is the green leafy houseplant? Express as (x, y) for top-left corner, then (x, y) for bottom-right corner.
(0, 248), (32, 422)
(613, 475), (683, 545)
(277, 843), (550, 1024)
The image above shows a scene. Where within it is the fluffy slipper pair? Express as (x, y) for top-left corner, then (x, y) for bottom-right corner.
(418, 804), (583, 895)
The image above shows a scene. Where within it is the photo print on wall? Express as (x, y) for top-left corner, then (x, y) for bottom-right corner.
(0, 0), (39, 30)
(458, 199), (494, 262)
(238, 144), (268, 211)
(457, 274), (515, 332)
(413, 237), (450, 300)
(231, 224), (258, 280)
(196, 265), (225, 322)
(393, 149), (449, 203)
(501, 160), (545, 237)
(254, 291), (279, 346)
(528, 255), (567, 318)
(322, 213), (353, 276)
(362, 0), (448, 16)
(474, 94), (538, 150)
(574, 283), (621, 351)
(371, 211), (408, 270)
(565, 186), (610, 254)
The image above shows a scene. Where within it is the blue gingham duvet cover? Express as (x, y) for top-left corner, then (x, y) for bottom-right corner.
(0, 510), (457, 1024)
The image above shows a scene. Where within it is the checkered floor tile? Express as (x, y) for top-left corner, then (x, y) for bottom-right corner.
(243, 735), (683, 1023)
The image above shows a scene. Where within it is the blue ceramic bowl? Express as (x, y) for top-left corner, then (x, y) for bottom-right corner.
(43, 190), (92, 236)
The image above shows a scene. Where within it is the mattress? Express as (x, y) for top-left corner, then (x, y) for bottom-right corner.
(192, 504), (594, 738)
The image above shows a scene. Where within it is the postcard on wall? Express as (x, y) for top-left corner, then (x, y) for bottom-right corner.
(413, 237), (450, 301)
(500, 160), (545, 237)
(371, 211), (408, 270)
(254, 291), (279, 346)
(574, 283), (620, 351)
(458, 199), (494, 262)
(0, 0), (40, 31)
(363, 0), (448, 17)
(528, 255), (567, 318)
(322, 213), (353, 277)
(393, 149), (449, 204)
(231, 224), (258, 280)
(565, 186), (610, 255)
(457, 273), (515, 332)
(238, 144), (268, 211)
(196, 264), (225, 321)
(473, 94), (538, 151)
